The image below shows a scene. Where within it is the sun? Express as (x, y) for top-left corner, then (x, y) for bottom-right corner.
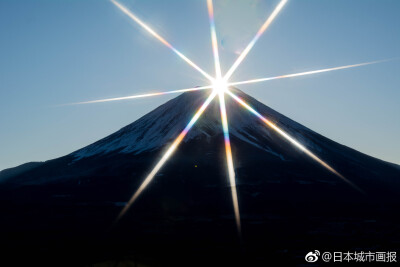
(213, 79), (228, 94)
(66, 0), (393, 236)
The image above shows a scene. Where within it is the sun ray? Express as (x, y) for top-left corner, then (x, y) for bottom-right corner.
(62, 58), (390, 107)
(115, 90), (218, 222)
(61, 85), (213, 106)
(223, 0), (288, 81)
(218, 92), (241, 236)
(228, 59), (393, 87)
(207, 0), (222, 79)
(60, 59), (392, 107)
(226, 90), (364, 194)
(110, 0), (214, 82)
(101, 0), (384, 235)
(208, 0), (241, 235)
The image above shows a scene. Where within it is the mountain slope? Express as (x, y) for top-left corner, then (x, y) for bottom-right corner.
(72, 87), (311, 160)
(0, 162), (44, 183)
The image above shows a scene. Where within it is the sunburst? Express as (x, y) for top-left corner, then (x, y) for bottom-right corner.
(67, 0), (393, 236)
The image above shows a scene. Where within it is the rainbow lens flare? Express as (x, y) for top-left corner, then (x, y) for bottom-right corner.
(61, 0), (393, 237)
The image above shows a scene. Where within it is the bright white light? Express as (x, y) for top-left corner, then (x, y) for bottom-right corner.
(213, 79), (228, 94)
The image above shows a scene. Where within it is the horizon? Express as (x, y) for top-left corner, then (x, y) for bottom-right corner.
(1, 0), (400, 170)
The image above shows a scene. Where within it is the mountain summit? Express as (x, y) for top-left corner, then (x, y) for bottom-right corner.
(73, 88), (311, 160)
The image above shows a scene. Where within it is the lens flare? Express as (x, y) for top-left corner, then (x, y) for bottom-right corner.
(63, 85), (213, 106)
(228, 59), (392, 87)
(65, 60), (392, 107)
(110, 0), (214, 82)
(208, 0), (241, 236)
(115, 90), (218, 222)
(102, 0), (386, 233)
(226, 90), (364, 194)
(207, 0), (222, 79)
(218, 92), (241, 236)
(223, 0), (288, 81)
(212, 79), (228, 94)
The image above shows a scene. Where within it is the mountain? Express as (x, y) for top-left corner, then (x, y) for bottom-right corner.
(0, 161), (44, 183)
(1, 88), (399, 266)
(4, 88), (399, 187)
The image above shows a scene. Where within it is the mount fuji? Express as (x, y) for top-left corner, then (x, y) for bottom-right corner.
(1, 88), (399, 266)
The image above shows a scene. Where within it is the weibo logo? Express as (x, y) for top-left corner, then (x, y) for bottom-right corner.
(305, 250), (320, 262)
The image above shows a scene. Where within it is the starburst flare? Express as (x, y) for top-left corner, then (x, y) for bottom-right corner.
(64, 60), (390, 106)
(74, 0), (378, 235)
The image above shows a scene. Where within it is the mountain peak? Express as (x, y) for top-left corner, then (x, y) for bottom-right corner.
(72, 88), (313, 160)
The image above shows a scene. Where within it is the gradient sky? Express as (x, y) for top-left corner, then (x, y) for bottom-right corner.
(0, 0), (399, 171)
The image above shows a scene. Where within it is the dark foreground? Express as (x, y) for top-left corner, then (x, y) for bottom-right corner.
(1, 179), (399, 267)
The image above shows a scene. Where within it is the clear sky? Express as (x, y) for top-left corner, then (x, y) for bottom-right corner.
(0, 0), (399, 171)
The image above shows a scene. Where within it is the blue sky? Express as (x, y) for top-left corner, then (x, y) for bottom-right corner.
(0, 0), (399, 170)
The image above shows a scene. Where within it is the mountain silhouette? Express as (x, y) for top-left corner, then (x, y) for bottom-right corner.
(1, 88), (399, 266)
